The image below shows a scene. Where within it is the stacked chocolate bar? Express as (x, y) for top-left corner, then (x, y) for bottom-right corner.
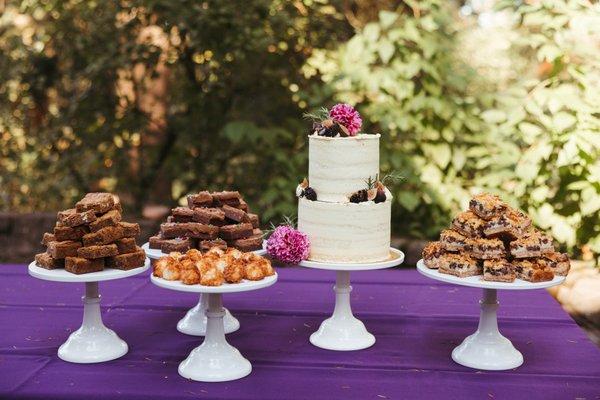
(422, 193), (570, 283)
(149, 191), (263, 253)
(35, 193), (146, 274)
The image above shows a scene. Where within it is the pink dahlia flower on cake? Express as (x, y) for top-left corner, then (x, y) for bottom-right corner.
(266, 225), (310, 264)
(329, 103), (362, 136)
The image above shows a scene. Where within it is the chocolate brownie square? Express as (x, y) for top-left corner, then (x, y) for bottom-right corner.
(35, 252), (65, 269)
(82, 225), (125, 246)
(222, 204), (247, 223)
(187, 191), (213, 208)
(238, 199), (249, 212)
(161, 238), (195, 253)
(211, 191), (241, 207)
(77, 244), (119, 259)
(199, 238), (228, 251)
(149, 235), (167, 249)
(76, 192), (115, 214)
(219, 223), (253, 240)
(65, 257), (104, 274)
(54, 225), (89, 241)
(228, 234), (262, 252)
(170, 207), (195, 223)
(41, 232), (56, 246)
(57, 208), (97, 227)
(119, 222), (140, 238)
(246, 213), (259, 229)
(193, 208), (226, 225)
(48, 240), (81, 259)
(160, 222), (219, 240)
(89, 209), (122, 232)
(106, 249), (145, 270)
(115, 237), (137, 254)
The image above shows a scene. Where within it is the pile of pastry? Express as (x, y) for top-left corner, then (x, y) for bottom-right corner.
(35, 193), (145, 274)
(153, 247), (275, 286)
(422, 193), (570, 283)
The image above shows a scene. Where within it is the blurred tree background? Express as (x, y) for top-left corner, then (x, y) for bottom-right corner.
(0, 0), (598, 262)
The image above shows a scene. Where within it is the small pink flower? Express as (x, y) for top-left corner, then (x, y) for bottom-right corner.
(329, 103), (362, 136)
(266, 225), (310, 264)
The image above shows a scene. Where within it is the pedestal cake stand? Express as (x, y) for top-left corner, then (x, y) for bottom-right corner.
(142, 242), (266, 336)
(151, 274), (277, 382)
(416, 260), (566, 370)
(298, 248), (404, 351)
(28, 259), (150, 363)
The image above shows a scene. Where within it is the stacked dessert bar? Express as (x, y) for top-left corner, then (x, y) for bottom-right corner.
(422, 193), (570, 283)
(149, 191), (263, 253)
(35, 193), (146, 274)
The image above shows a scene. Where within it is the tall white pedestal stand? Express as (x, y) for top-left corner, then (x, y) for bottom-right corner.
(151, 274), (277, 382)
(143, 243), (266, 336)
(417, 260), (565, 370)
(298, 248), (404, 351)
(28, 259), (150, 363)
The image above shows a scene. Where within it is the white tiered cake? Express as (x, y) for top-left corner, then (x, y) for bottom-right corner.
(297, 105), (392, 263)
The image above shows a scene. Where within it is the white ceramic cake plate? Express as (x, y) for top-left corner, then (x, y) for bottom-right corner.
(142, 242), (266, 336)
(150, 274), (277, 382)
(298, 248), (405, 351)
(28, 259), (150, 363)
(416, 259), (566, 370)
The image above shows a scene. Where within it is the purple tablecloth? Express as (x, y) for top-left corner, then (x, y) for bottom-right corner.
(1, 263), (599, 399)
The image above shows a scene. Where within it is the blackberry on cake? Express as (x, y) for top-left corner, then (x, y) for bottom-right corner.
(483, 259), (515, 283)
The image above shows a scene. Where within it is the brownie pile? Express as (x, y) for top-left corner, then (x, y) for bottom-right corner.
(149, 191), (263, 253)
(35, 193), (146, 274)
(422, 193), (570, 283)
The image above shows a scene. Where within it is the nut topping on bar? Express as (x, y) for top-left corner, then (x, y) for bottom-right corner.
(422, 242), (446, 269)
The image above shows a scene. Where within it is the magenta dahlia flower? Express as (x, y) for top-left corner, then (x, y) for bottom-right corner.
(266, 225), (310, 264)
(329, 103), (362, 136)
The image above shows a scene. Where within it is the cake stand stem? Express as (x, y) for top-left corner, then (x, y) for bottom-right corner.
(451, 288), (523, 370)
(309, 270), (375, 351)
(178, 293), (251, 382)
(177, 294), (240, 336)
(58, 282), (128, 363)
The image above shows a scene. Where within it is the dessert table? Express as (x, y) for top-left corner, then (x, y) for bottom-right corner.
(1, 263), (599, 399)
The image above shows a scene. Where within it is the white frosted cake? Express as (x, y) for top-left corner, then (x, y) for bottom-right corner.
(297, 104), (392, 263)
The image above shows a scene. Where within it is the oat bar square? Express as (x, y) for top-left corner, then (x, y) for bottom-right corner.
(451, 211), (485, 238)
(483, 259), (515, 282)
(513, 259), (554, 282)
(421, 241), (446, 269)
(439, 253), (481, 278)
(439, 229), (469, 252)
(468, 238), (506, 259)
(469, 193), (507, 220)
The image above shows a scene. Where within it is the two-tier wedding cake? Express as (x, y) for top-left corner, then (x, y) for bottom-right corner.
(297, 104), (392, 263)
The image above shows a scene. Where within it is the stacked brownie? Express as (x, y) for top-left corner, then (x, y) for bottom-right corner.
(35, 193), (146, 274)
(149, 191), (263, 253)
(422, 193), (570, 283)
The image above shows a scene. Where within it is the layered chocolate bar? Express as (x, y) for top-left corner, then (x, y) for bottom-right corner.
(468, 237), (506, 259)
(439, 253), (481, 278)
(451, 211), (485, 238)
(171, 207), (196, 223)
(212, 191), (242, 207)
(222, 204), (247, 223)
(422, 241), (445, 269)
(82, 225), (126, 246)
(469, 193), (507, 220)
(541, 251), (570, 276)
(199, 238), (228, 252)
(54, 225), (89, 241)
(439, 229), (469, 252)
(228, 233), (262, 252)
(119, 222), (140, 238)
(115, 237), (137, 254)
(161, 238), (195, 253)
(483, 259), (515, 282)
(513, 259), (554, 282)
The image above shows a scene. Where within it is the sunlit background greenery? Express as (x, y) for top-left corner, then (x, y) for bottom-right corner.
(1, 0), (598, 263)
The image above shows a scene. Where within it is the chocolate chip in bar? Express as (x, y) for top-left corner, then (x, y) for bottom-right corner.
(161, 238), (195, 253)
(106, 249), (145, 270)
(222, 204), (247, 223)
(219, 223), (253, 240)
(119, 222), (140, 238)
(54, 225), (89, 241)
(65, 257), (104, 274)
(75, 192), (115, 214)
(468, 238), (506, 259)
(77, 244), (119, 259)
(439, 229), (469, 252)
(186, 191), (213, 208)
(115, 237), (137, 254)
(193, 208), (226, 225)
(199, 238), (227, 252)
(82, 225), (125, 246)
(57, 208), (97, 227)
(422, 241), (446, 269)
(451, 211), (485, 238)
(483, 259), (515, 282)
(35, 252), (65, 269)
(48, 240), (81, 259)
(41, 232), (56, 246)
(160, 222), (219, 240)
(89, 209), (122, 232)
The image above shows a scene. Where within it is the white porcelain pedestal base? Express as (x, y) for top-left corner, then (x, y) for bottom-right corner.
(58, 282), (128, 363)
(179, 294), (251, 382)
(177, 294), (240, 336)
(451, 289), (523, 370)
(310, 271), (375, 351)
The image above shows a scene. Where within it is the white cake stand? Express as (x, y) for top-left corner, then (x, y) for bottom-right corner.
(298, 248), (404, 351)
(151, 274), (277, 382)
(416, 259), (566, 370)
(28, 259), (150, 363)
(142, 242), (266, 336)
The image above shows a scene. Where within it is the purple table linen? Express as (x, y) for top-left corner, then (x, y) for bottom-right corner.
(1, 263), (599, 399)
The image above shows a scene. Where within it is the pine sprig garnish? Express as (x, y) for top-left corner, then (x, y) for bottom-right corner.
(365, 174), (379, 190)
(302, 107), (330, 122)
